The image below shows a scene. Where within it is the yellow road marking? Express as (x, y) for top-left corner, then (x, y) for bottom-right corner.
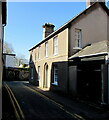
(25, 85), (86, 120)
(4, 83), (25, 120)
(5, 85), (20, 120)
(25, 85), (63, 108)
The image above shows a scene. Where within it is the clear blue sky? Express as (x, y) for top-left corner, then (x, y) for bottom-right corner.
(4, 2), (89, 59)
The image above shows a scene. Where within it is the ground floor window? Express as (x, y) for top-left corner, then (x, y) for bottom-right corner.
(53, 66), (58, 85)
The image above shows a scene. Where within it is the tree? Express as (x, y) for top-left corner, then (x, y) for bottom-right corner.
(3, 42), (14, 54)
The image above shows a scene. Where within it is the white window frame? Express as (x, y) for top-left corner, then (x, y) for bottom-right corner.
(52, 66), (58, 85)
(53, 36), (58, 55)
(38, 66), (40, 81)
(75, 29), (82, 48)
(45, 42), (48, 57)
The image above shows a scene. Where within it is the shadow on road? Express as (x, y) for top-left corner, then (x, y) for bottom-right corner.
(2, 86), (16, 120)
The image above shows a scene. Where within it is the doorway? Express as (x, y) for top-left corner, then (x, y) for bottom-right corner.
(43, 63), (48, 88)
(77, 63), (101, 102)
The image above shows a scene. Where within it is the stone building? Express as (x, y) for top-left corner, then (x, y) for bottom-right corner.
(29, 1), (109, 104)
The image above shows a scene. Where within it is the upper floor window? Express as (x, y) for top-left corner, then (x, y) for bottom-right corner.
(45, 42), (48, 57)
(75, 29), (82, 48)
(38, 46), (41, 59)
(53, 36), (58, 55)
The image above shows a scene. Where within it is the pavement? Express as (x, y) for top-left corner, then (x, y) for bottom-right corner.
(24, 82), (109, 120)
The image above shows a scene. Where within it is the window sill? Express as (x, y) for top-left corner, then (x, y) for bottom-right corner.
(73, 47), (82, 50)
(54, 54), (58, 56)
(52, 82), (58, 86)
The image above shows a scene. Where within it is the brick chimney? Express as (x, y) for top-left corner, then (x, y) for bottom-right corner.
(42, 23), (55, 39)
(86, 0), (105, 8)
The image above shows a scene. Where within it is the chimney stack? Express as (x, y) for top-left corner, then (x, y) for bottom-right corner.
(42, 23), (55, 39)
(86, 0), (105, 8)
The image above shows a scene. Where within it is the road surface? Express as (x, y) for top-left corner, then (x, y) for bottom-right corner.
(3, 81), (78, 120)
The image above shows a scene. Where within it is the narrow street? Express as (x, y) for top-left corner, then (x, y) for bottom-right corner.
(2, 81), (77, 120)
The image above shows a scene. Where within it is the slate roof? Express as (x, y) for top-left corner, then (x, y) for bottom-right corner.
(29, 2), (109, 51)
(69, 40), (108, 60)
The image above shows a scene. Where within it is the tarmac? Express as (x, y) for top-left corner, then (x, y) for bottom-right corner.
(2, 85), (17, 120)
(2, 81), (109, 120)
(25, 82), (109, 120)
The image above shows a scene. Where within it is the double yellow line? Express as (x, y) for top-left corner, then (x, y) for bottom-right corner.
(4, 82), (86, 120)
(4, 83), (25, 120)
(25, 86), (86, 120)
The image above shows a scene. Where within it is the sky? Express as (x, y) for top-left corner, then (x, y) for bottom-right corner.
(4, 1), (108, 60)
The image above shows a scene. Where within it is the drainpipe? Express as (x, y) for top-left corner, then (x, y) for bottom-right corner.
(2, 25), (4, 55)
(101, 55), (107, 104)
(105, 54), (109, 104)
(101, 64), (104, 104)
(108, 63), (109, 105)
(101, 54), (109, 105)
(2, 25), (6, 72)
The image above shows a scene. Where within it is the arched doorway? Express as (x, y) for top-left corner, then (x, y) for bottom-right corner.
(43, 63), (48, 88)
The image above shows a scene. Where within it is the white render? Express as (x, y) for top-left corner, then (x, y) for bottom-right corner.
(5, 55), (16, 68)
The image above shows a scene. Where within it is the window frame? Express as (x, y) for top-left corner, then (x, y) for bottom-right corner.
(45, 42), (48, 57)
(75, 28), (82, 48)
(53, 36), (58, 55)
(52, 65), (58, 85)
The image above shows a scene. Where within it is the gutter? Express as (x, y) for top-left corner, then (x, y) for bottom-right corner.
(69, 52), (108, 60)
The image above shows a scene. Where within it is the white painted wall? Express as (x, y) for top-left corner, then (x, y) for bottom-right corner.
(69, 4), (108, 56)
(5, 55), (16, 68)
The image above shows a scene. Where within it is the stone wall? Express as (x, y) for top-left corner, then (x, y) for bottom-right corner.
(3, 67), (29, 81)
